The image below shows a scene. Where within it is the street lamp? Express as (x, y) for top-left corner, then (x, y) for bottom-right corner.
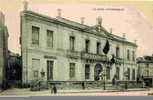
(102, 57), (112, 90)
(41, 68), (45, 78)
(124, 71), (128, 90)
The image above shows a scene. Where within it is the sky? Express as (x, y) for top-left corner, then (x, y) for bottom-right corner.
(0, 0), (153, 57)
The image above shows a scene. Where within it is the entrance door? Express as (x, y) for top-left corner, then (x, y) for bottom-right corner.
(47, 61), (53, 80)
(94, 64), (102, 81)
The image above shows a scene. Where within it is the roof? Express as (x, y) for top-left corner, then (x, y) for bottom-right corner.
(21, 10), (137, 47)
(137, 60), (153, 64)
(137, 56), (153, 63)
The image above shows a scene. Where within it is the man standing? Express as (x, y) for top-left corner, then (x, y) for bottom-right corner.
(112, 76), (116, 86)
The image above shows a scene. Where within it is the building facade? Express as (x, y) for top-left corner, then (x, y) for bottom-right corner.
(137, 56), (153, 87)
(20, 10), (137, 86)
(0, 11), (9, 88)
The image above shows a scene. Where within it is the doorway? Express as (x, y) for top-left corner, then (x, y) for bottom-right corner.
(94, 64), (103, 81)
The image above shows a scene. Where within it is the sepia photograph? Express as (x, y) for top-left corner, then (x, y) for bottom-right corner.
(0, 0), (153, 97)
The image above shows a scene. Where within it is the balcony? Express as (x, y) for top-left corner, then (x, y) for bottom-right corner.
(66, 50), (81, 59)
(115, 57), (123, 64)
(81, 52), (107, 62)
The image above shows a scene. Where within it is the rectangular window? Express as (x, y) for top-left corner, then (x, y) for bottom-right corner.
(116, 47), (120, 58)
(132, 69), (135, 80)
(85, 64), (90, 79)
(85, 40), (90, 53)
(116, 67), (120, 80)
(69, 63), (75, 79)
(47, 30), (53, 48)
(32, 59), (40, 79)
(33, 70), (38, 78)
(132, 51), (135, 61)
(47, 60), (54, 80)
(127, 49), (130, 60)
(32, 26), (39, 45)
(70, 36), (75, 51)
(127, 68), (130, 80)
(106, 67), (110, 80)
(96, 42), (101, 54)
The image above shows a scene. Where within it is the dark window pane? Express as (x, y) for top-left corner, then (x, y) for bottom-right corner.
(85, 64), (90, 79)
(32, 26), (39, 45)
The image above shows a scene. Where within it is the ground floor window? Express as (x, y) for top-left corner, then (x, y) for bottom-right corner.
(127, 68), (130, 80)
(106, 67), (110, 80)
(32, 59), (40, 80)
(47, 60), (53, 80)
(33, 70), (39, 79)
(116, 67), (120, 80)
(132, 69), (135, 80)
(85, 64), (90, 80)
(69, 63), (75, 79)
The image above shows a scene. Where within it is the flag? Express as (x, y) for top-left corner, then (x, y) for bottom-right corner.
(103, 40), (110, 55)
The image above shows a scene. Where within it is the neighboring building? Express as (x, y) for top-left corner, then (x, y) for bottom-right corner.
(20, 10), (137, 86)
(7, 51), (22, 82)
(0, 11), (9, 89)
(137, 56), (153, 87)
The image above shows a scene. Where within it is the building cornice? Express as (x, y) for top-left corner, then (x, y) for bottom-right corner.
(21, 10), (137, 47)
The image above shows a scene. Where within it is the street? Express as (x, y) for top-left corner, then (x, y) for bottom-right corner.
(0, 88), (153, 97)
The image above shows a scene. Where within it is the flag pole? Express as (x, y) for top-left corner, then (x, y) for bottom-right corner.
(103, 40), (110, 90)
(103, 54), (107, 90)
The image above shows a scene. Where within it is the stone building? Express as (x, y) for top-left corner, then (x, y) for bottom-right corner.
(0, 11), (9, 88)
(6, 51), (22, 88)
(137, 56), (153, 87)
(20, 9), (137, 86)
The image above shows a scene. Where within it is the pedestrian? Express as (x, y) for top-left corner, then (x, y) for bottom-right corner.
(124, 82), (128, 91)
(99, 72), (103, 81)
(52, 84), (57, 94)
(112, 77), (116, 86)
(142, 81), (146, 88)
(82, 82), (85, 90)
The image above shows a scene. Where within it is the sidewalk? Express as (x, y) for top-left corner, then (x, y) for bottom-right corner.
(0, 88), (149, 96)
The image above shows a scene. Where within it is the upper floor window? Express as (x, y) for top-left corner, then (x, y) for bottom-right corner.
(96, 42), (101, 54)
(127, 49), (130, 60)
(70, 36), (75, 51)
(47, 30), (53, 48)
(85, 39), (90, 53)
(116, 46), (120, 58)
(132, 51), (135, 61)
(32, 26), (39, 45)
(132, 69), (135, 80)
(69, 63), (75, 79)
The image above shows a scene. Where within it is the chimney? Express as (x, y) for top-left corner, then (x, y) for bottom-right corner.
(134, 39), (137, 44)
(96, 16), (102, 26)
(57, 8), (62, 17)
(0, 11), (5, 26)
(23, 0), (28, 11)
(122, 33), (126, 39)
(81, 17), (85, 24)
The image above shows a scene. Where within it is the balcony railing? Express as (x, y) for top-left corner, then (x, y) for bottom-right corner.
(115, 57), (123, 64)
(81, 52), (107, 62)
(66, 50), (81, 59)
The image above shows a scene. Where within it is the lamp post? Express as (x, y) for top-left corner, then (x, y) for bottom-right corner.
(102, 55), (110, 90)
(41, 68), (45, 78)
(103, 61), (106, 90)
(124, 71), (128, 90)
